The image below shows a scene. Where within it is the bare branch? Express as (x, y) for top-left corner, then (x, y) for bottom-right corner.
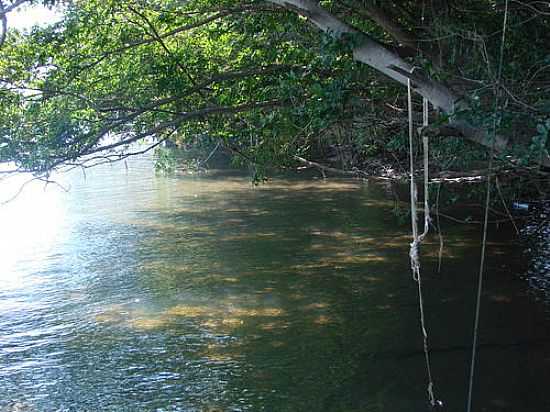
(63, 130), (176, 171)
(1, 173), (69, 205)
(294, 155), (368, 177)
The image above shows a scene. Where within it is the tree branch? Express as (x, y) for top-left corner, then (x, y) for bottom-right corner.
(0, 0), (27, 16)
(269, 0), (456, 113)
(84, 99), (286, 157)
(294, 155), (368, 177)
(0, 0), (7, 47)
(344, 0), (418, 51)
(97, 64), (296, 115)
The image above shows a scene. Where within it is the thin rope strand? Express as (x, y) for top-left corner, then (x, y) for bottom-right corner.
(466, 2), (509, 411)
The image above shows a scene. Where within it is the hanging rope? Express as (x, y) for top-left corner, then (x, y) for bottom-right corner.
(408, 79), (431, 282)
(466, 1), (510, 412)
(408, 76), (420, 278)
(408, 72), (441, 409)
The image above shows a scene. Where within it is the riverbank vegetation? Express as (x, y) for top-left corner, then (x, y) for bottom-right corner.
(0, 0), (549, 201)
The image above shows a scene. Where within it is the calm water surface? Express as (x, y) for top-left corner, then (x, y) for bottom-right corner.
(1, 154), (549, 412)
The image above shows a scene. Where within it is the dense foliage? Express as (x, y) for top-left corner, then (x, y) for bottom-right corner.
(0, 1), (549, 188)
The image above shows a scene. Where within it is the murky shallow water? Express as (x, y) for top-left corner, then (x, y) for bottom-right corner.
(1, 154), (549, 412)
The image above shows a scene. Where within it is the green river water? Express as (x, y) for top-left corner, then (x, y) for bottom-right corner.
(1, 153), (549, 411)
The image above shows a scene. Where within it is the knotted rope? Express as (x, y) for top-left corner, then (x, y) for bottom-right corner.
(408, 72), (440, 409)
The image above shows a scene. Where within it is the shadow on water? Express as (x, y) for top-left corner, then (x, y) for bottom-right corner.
(1, 154), (550, 411)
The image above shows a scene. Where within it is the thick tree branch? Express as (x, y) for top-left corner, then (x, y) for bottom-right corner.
(269, 0), (455, 112)
(344, 1), (442, 67)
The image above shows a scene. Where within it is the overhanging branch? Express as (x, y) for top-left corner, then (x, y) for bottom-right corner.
(269, 0), (456, 112)
(84, 99), (286, 157)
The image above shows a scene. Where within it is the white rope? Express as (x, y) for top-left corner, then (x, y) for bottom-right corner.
(408, 74), (440, 408)
(466, 1), (509, 411)
(408, 76), (419, 280)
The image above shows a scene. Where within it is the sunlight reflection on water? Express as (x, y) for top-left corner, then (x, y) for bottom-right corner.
(0, 172), (68, 290)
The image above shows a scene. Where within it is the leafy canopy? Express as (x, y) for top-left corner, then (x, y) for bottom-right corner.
(0, 0), (549, 178)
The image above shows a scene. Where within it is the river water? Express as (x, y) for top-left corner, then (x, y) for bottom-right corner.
(1, 154), (549, 412)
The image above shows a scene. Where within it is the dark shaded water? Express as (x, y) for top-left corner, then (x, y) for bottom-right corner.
(1, 154), (549, 412)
